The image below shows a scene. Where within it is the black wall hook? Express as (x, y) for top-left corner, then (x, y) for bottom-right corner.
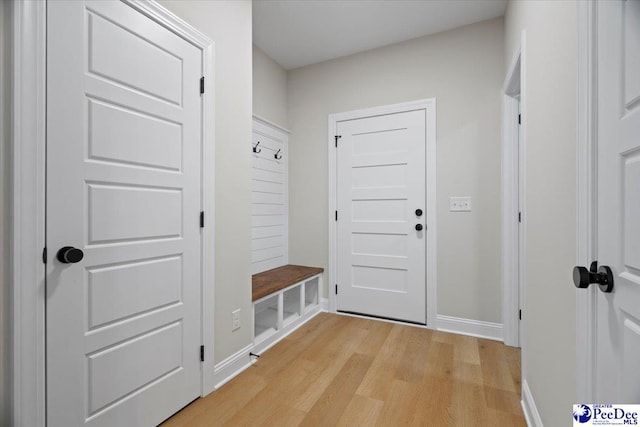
(253, 141), (262, 153)
(274, 149), (282, 160)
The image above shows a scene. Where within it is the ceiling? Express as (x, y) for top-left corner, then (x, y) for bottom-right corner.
(253, 0), (508, 70)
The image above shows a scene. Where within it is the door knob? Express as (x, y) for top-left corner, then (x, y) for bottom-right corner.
(573, 262), (614, 293)
(415, 209), (423, 217)
(57, 246), (84, 264)
(415, 224), (423, 231)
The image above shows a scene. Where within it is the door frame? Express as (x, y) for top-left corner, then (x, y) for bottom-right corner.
(501, 32), (526, 348)
(575, 0), (597, 403)
(327, 99), (438, 328)
(10, 1), (216, 425)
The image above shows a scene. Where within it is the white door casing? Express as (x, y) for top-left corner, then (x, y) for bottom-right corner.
(47, 1), (204, 425)
(592, 0), (640, 403)
(334, 106), (430, 324)
(502, 40), (525, 348)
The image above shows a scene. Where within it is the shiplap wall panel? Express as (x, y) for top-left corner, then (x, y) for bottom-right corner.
(252, 225), (285, 240)
(252, 117), (289, 274)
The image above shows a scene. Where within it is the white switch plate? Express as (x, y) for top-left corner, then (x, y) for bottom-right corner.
(450, 196), (472, 212)
(232, 309), (241, 331)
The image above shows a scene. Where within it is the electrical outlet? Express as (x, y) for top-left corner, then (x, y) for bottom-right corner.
(232, 309), (241, 331)
(450, 196), (472, 212)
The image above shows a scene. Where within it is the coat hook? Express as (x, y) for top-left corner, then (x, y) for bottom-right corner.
(253, 141), (262, 153)
(274, 149), (282, 160)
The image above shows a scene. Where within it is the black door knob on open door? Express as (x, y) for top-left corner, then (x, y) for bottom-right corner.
(415, 209), (423, 217)
(573, 262), (614, 293)
(415, 224), (423, 231)
(57, 246), (84, 264)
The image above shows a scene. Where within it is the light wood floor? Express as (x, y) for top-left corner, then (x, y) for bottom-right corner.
(162, 313), (525, 426)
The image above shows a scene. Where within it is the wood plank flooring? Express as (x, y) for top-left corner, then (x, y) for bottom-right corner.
(162, 313), (525, 427)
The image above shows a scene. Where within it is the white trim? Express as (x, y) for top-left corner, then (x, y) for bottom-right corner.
(123, 0), (211, 48)
(320, 297), (329, 312)
(521, 380), (544, 427)
(502, 43), (522, 348)
(327, 99), (437, 327)
(11, 1), (47, 426)
(11, 1), (216, 424)
(436, 315), (503, 342)
(575, 0), (597, 403)
(212, 344), (254, 390)
(518, 29), (529, 397)
(252, 114), (291, 134)
(200, 33), (216, 399)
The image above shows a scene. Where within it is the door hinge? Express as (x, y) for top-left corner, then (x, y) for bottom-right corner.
(519, 309), (522, 320)
(335, 210), (338, 221)
(335, 284), (338, 295)
(518, 212), (522, 223)
(200, 345), (205, 362)
(200, 211), (205, 228)
(200, 76), (205, 94)
(42, 247), (47, 264)
(335, 135), (341, 147)
(518, 114), (521, 125)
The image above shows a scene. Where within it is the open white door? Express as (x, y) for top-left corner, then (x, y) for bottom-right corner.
(576, 0), (640, 403)
(595, 0), (640, 402)
(336, 109), (427, 324)
(46, 1), (203, 425)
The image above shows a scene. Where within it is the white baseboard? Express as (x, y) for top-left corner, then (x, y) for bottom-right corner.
(212, 343), (254, 390)
(321, 297), (329, 312)
(437, 315), (503, 341)
(521, 379), (543, 427)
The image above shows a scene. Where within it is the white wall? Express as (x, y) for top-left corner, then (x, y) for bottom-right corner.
(158, 0), (253, 363)
(504, 1), (577, 425)
(0, 1), (11, 422)
(253, 45), (288, 128)
(287, 17), (505, 324)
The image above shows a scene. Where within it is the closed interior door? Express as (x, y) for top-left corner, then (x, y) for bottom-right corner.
(336, 110), (427, 324)
(595, 0), (640, 402)
(46, 2), (202, 425)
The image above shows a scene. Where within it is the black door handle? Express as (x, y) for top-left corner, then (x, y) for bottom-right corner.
(415, 209), (423, 217)
(57, 246), (84, 264)
(573, 262), (614, 293)
(415, 224), (423, 231)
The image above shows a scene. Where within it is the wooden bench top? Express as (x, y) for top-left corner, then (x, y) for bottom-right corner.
(252, 264), (324, 302)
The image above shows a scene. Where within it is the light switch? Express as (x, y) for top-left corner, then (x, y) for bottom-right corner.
(450, 196), (472, 212)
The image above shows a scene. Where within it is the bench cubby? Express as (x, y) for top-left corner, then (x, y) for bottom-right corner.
(252, 265), (324, 354)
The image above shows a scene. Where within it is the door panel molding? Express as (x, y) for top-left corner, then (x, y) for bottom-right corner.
(10, 2), (215, 425)
(328, 99), (437, 328)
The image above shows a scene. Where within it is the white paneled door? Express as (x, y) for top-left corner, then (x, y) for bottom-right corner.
(47, 2), (202, 426)
(593, 0), (640, 402)
(336, 110), (427, 324)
